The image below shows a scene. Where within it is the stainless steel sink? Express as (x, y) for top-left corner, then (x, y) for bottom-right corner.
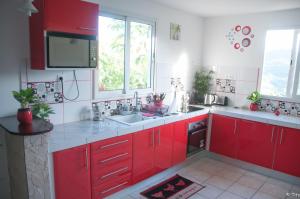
(108, 114), (153, 125)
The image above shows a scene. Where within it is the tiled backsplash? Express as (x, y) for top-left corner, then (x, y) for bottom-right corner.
(259, 99), (300, 117)
(27, 81), (63, 104)
(209, 66), (300, 117)
(216, 79), (236, 94)
(92, 96), (151, 117)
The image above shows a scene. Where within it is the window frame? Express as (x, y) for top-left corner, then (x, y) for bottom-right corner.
(259, 27), (300, 103)
(93, 11), (156, 100)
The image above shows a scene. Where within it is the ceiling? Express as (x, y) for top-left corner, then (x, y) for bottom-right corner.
(150, 0), (300, 17)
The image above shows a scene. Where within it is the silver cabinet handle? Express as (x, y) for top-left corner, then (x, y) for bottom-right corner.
(100, 153), (129, 163)
(279, 128), (284, 144)
(271, 127), (275, 143)
(100, 167), (128, 180)
(234, 120), (237, 134)
(152, 129), (155, 147)
(99, 140), (129, 150)
(85, 145), (89, 172)
(78, 27), (97, 31)
(101, 181), (128, 194)
(157, 128), (161, 146)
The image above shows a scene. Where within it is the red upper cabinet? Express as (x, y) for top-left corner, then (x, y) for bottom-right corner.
(237, 120), (277, 169)
(154, 124), (174, 172)
(273, 127), (300, 177)
(172, 120), (188, 165)
(29, 0), (99, 69)
(44, 0), (99, 35)
(132, 129), (155, 183)
(53, 144), (91, 199)
(210, 114), (238, 158)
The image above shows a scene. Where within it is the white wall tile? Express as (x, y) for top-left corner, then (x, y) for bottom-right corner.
(236, 81), (257, 95)
(63, 101), (91, 123)
(236, 68), (259, 82)
(48, 103), (64, 125)
(62, 70), (91, 81)
(63, 81), (92, 102)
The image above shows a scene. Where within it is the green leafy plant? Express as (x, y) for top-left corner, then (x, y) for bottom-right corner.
(247, 91), (262, 104)
(12, 88), (37, 109)
(193, 69), (214, 103)
(32, 102), (55, 120)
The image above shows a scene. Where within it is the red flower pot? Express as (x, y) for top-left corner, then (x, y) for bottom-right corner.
(17, 108), (32, 124)
(249, 103), (259, 111)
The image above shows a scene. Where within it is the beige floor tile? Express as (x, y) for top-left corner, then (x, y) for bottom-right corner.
(259, 182), (290, 199)
(216, 169), (244, 181)
(244, 171), (268, 182)
(237, 175), (265, 190)
(252, 191), (281, 199)
(216, 191), (246, 199)
(227, 182), (257, 199)
(197, 184), (224, 199)
(206, 176), (235, 190)
(291, 185), (300, 192)
(266, 177), (292, 190)
(189, 193), (208, 199)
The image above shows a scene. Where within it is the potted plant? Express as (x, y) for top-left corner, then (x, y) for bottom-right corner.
(193, 69), (214, 104)
(247, 91), (261, 111)
(32, 102), (55, 120)
(12, 88), (37, 124)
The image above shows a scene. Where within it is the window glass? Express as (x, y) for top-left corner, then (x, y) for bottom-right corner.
(261, 30), (295, 97)
(129, 22), (152, 89)
(98, 16), (125, 91)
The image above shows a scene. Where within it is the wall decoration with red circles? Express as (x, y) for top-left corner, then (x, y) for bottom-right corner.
(225, 25), (255, 52)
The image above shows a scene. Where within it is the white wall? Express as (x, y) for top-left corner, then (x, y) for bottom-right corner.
(0, 0), (204, 124)
(202, 8), (300, 107)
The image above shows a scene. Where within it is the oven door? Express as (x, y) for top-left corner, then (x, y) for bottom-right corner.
(47, 32), (97, 68)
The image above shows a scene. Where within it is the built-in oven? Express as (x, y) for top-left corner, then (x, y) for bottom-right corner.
(46, 32), (98, 69)
(187, 118), (208, 156)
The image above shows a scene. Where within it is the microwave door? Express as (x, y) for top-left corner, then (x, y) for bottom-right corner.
(48, 36), (90, 68)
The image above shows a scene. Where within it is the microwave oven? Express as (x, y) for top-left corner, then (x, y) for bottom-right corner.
(46, 32), (98, 69)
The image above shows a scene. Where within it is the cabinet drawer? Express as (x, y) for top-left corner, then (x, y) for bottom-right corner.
(92, 158), (132, 185)
(92, 173), (131, 199)
(91, 134), (132, 157)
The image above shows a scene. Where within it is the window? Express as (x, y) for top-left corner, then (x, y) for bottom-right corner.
(95, 13), (155, 98)
(260, 29), (300, 101)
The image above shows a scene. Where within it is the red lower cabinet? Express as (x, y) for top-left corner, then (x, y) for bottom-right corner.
(210, 114), (238, 158)
(53, 144), (91, 199)
(154, 124), (174, 173)
(172, 120), (188, 165)
(273, 127), (300, 177)
(210, 114), (300, 178)
(237, 120), (276, 168)
(132, 129), (155, 184)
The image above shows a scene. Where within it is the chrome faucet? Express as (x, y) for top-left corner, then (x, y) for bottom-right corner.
(133, 91), (140, 112)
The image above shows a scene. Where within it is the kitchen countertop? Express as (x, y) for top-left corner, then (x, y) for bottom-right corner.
(210, 106), (300, 129)
(49, 108), (210, 153)
(48, 106), (300, 153)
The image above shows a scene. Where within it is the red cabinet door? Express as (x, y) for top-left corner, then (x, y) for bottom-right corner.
(172, 120), (188, 165)
(237, 120), (277, 168)
(44, 0), (99, 35)
(210, 114), (238, 158)
(273, 127), (300, 177)
(132, 129), (155, 183)
(53, 145), (91, 199)
(154, 124), (174, 173)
